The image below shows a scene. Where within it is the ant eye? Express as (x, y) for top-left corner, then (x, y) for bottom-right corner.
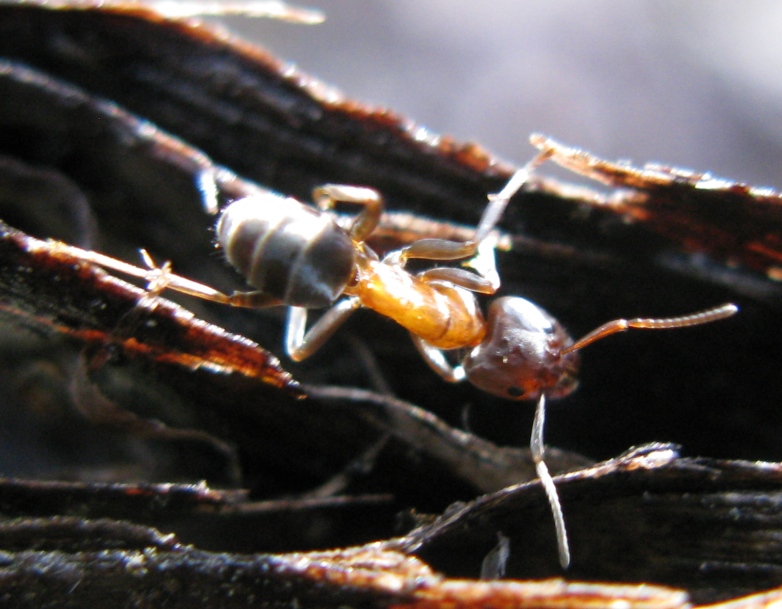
(507, 386), (524, 398)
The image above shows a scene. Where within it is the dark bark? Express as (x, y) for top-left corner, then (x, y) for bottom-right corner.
(0, 3), (780, 607)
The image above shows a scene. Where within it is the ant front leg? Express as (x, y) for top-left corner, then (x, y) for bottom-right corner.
(397, 149), (553, 264)
(389, 151), (553, 288)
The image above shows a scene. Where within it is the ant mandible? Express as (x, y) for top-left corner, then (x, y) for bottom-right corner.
(74, 146), (738, 569)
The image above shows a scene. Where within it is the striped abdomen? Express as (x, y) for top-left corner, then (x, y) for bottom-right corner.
(216, 193), (357, 308)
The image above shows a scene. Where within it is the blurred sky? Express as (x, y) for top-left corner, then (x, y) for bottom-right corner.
(221, 1), (782, 190)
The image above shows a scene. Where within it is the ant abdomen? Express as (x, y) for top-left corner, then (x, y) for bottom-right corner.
(463, 297), (580, 401)
(216, 194), (357, 308)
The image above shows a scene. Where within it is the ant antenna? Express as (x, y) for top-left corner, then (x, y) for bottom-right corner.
(562, 303), (739, 355)
(531, 393), (570, 569)
(534, 302), (738, 569)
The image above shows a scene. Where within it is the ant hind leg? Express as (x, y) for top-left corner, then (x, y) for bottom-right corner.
(285, 297), (362, 361)
(312, 185), (383, 244)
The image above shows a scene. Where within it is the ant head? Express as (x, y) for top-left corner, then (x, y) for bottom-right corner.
(463, 297), (580, 401)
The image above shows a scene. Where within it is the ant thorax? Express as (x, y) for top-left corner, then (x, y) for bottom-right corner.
(351, 256), (487, 350)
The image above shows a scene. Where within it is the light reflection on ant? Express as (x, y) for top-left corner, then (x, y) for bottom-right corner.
(69, 146), (738, 569)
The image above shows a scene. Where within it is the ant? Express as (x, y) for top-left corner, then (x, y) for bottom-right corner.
(67, 148), (738, 569)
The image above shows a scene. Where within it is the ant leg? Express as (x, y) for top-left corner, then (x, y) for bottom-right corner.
(409, 335), (466, 383)
(285, 296), (362, 361)
(461, 234), (501, 291)
(383, 229), (502, 296)
(402, 147), (553, 261)
(53, 243), (284, 309)
(302, 432), (391, 499)
(394, 236), (481, 265)
(417, 268), (497, 295)
(414, 235), (502, 294)
(531, 393), (571, 569)
(407, 148), (554, 262)
(195, 167), (220, 215)
(393, 180), (521, 265)
(312, 185), (383, 243)
(388, 215), (503, 267)
(137, 250), (283, 308)
(471, 150), (553, 244)
(562, 303), (739, 354)
(480, 532), (511, 580)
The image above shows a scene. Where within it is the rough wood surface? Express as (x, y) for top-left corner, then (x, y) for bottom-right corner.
(0, 3), (780, 607)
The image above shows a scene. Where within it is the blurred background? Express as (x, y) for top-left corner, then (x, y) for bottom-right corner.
(225, 0), (782, 189)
